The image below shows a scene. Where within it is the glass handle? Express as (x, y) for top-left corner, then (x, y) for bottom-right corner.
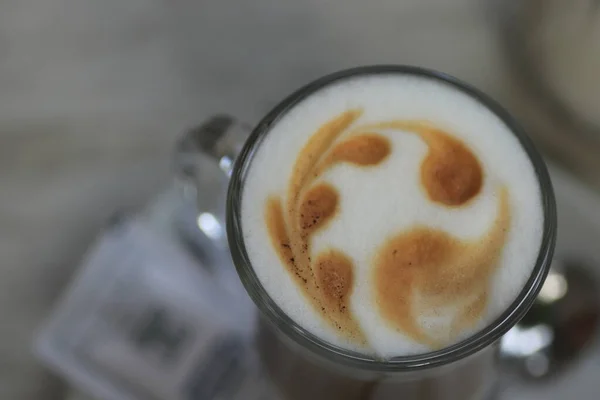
(174, 114), (253, 179)
(171, 115), (252, 269)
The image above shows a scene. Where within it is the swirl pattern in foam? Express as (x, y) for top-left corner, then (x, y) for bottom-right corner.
(240, 74), (544, 358)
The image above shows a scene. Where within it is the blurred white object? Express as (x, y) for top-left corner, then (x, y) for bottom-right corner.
(500, 0), (600, 136)
(532, 0), (600, 128)
(34, 188), (274, 400)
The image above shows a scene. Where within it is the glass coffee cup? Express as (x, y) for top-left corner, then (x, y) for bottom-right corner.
(178, 65), (557, 399)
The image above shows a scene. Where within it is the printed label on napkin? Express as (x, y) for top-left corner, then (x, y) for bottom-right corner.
(35, 216), (278, 400)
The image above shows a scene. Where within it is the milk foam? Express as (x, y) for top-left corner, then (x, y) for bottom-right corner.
(240, 73), (544, 358)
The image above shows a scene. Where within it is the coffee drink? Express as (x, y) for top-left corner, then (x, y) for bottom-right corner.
(240, 73), (544, 358)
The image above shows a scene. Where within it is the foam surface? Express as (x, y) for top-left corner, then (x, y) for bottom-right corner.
(240, 73), (544, 358)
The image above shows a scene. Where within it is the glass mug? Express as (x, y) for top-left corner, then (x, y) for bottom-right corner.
(176, 65), (557, 400)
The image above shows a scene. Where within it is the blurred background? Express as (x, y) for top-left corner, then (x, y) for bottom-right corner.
(2, 0), (600, 399)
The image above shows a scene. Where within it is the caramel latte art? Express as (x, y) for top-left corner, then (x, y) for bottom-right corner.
(241, 73), (544, 357)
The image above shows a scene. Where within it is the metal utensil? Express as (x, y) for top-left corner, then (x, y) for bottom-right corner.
(498, 258), (600, 381)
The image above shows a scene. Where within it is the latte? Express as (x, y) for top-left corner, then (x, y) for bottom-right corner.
(240, 72), (544, 358)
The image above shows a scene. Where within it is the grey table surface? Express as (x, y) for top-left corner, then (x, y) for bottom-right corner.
(0, 0), (596, 399)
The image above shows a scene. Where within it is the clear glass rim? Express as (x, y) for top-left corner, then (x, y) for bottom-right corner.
(226, 65), (557, 372)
